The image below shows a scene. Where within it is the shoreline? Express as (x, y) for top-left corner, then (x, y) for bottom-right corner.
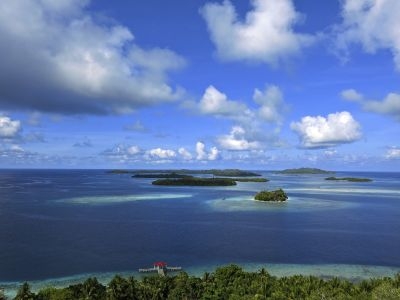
(2, 262), (400, 298)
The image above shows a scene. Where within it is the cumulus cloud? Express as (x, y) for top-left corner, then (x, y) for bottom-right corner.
(196, 141), (220, 161)
(217, 126), (261, 150)
(341, 89), (363, 102)
(341, 89), (400, 121)
(363, 93), (400, 121)
(145, 148), (176, 160)
(198, 86), (249, 118)
(196, 142), (207, 160)
(178, 147), (193, 160)
(200, 0), (314, 65)
(101, 144), (142, 163)
(0, 0), (185, 115)
(0, 115), (21, 138)
(253, 85), (288, 124)
(335, 0), (400, 70)
(385, 147), (400, 159)
(291, 111), (362, 148)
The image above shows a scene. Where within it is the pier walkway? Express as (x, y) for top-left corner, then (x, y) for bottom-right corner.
(139, 262), (182, 276)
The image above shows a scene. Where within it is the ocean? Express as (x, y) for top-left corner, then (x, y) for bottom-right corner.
(1, 169), (399, 295)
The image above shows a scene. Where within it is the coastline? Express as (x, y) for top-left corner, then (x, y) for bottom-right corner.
(2, 263), (400, 298)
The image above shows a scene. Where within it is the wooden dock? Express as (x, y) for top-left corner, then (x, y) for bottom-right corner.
(139, 262), (182, 276)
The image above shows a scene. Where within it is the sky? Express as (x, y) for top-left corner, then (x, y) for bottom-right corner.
(0, 0), (399, 170)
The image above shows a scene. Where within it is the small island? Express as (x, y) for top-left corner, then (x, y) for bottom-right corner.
(152, 177), (237, 186)
(277, 168), (334, 174)
(325, 176), (372, 182)
(132, 173), (193, 179)
(254, 189), (288, 202)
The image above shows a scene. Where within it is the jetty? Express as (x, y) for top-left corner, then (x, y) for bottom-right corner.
(139, 262), (182, 276)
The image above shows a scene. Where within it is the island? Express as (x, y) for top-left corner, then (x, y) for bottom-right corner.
(132, 173), (193, 179)
(152, 177), (237, 186)
(325, 176), (372, 182)
(276, 168), (334, 174)
(254, 189), (288, 202)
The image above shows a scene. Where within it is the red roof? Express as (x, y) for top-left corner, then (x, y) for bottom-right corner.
(153, 261), (167, 267)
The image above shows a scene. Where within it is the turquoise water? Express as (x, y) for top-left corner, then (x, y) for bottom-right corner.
(0, 170), (399, 296)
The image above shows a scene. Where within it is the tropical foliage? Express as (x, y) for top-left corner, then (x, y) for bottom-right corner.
(254, 189), (288, 202)
(10, 265), (400, 300)
(152, 177), (237, 186)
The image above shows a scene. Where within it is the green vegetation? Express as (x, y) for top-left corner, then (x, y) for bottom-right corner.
(325, 176), (373, 182)
(152, 177), (237, 186)
(132, 173), (193, 179)
(277, 168), (334, 174)
(11, 265), (400, 300)
(107, 169), (135, 174)
(255, 189), (288, 202)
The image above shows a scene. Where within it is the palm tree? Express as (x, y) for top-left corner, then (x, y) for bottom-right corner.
(14, 282), (35, 300)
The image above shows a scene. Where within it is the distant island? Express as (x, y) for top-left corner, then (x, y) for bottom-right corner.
(325, 176), (372, 182)
(254, 189), (288, 202)
(133, 173), (269, 183)
(132, 173), (193, 179)
(276, 168), (334, 174)
(108, 169), (261, 177)
(152, 177), (237, 186)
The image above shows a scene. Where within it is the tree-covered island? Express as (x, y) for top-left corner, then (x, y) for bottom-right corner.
(132, 173), (193, 179)
(254, 189), (288, 202)
(325, 176), (372, 182)
(152, 177), (237, 186)
(276, 168), (334, 174)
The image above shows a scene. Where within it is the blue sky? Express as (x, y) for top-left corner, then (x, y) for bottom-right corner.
(0, 0), (399, 170)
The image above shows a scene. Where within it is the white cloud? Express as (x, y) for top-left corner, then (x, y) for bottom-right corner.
(146, 148), (176, 160)
(341, 89), (363, 102)
(0, 0), (185, 114)
(208, 147), (220, 161)
(363, 93), (400, 121)
(101, 144), (142, 163)
(195, 141), (220, 161)
(291, 111), (362, 148)
(253, 85), (287, 124)
(217, 126), (261, 150)
(341, 89), (400, 121)
(127, 145), (141, 155)
(0, 115), (21, 138)
(385, 147), (400, 159)
(178, 147), (193, 160)
(200, 0), (314, 65)
(196, 142), (207, 160)
(324, 149), (338, 157)
(198, 85), (249, 118)
(336, 0), (400, 70)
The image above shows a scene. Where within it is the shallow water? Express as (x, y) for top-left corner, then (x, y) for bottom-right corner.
(0, 169), (399, 295)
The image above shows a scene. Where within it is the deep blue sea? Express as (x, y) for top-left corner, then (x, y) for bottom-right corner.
(1, 169), (400, 295)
